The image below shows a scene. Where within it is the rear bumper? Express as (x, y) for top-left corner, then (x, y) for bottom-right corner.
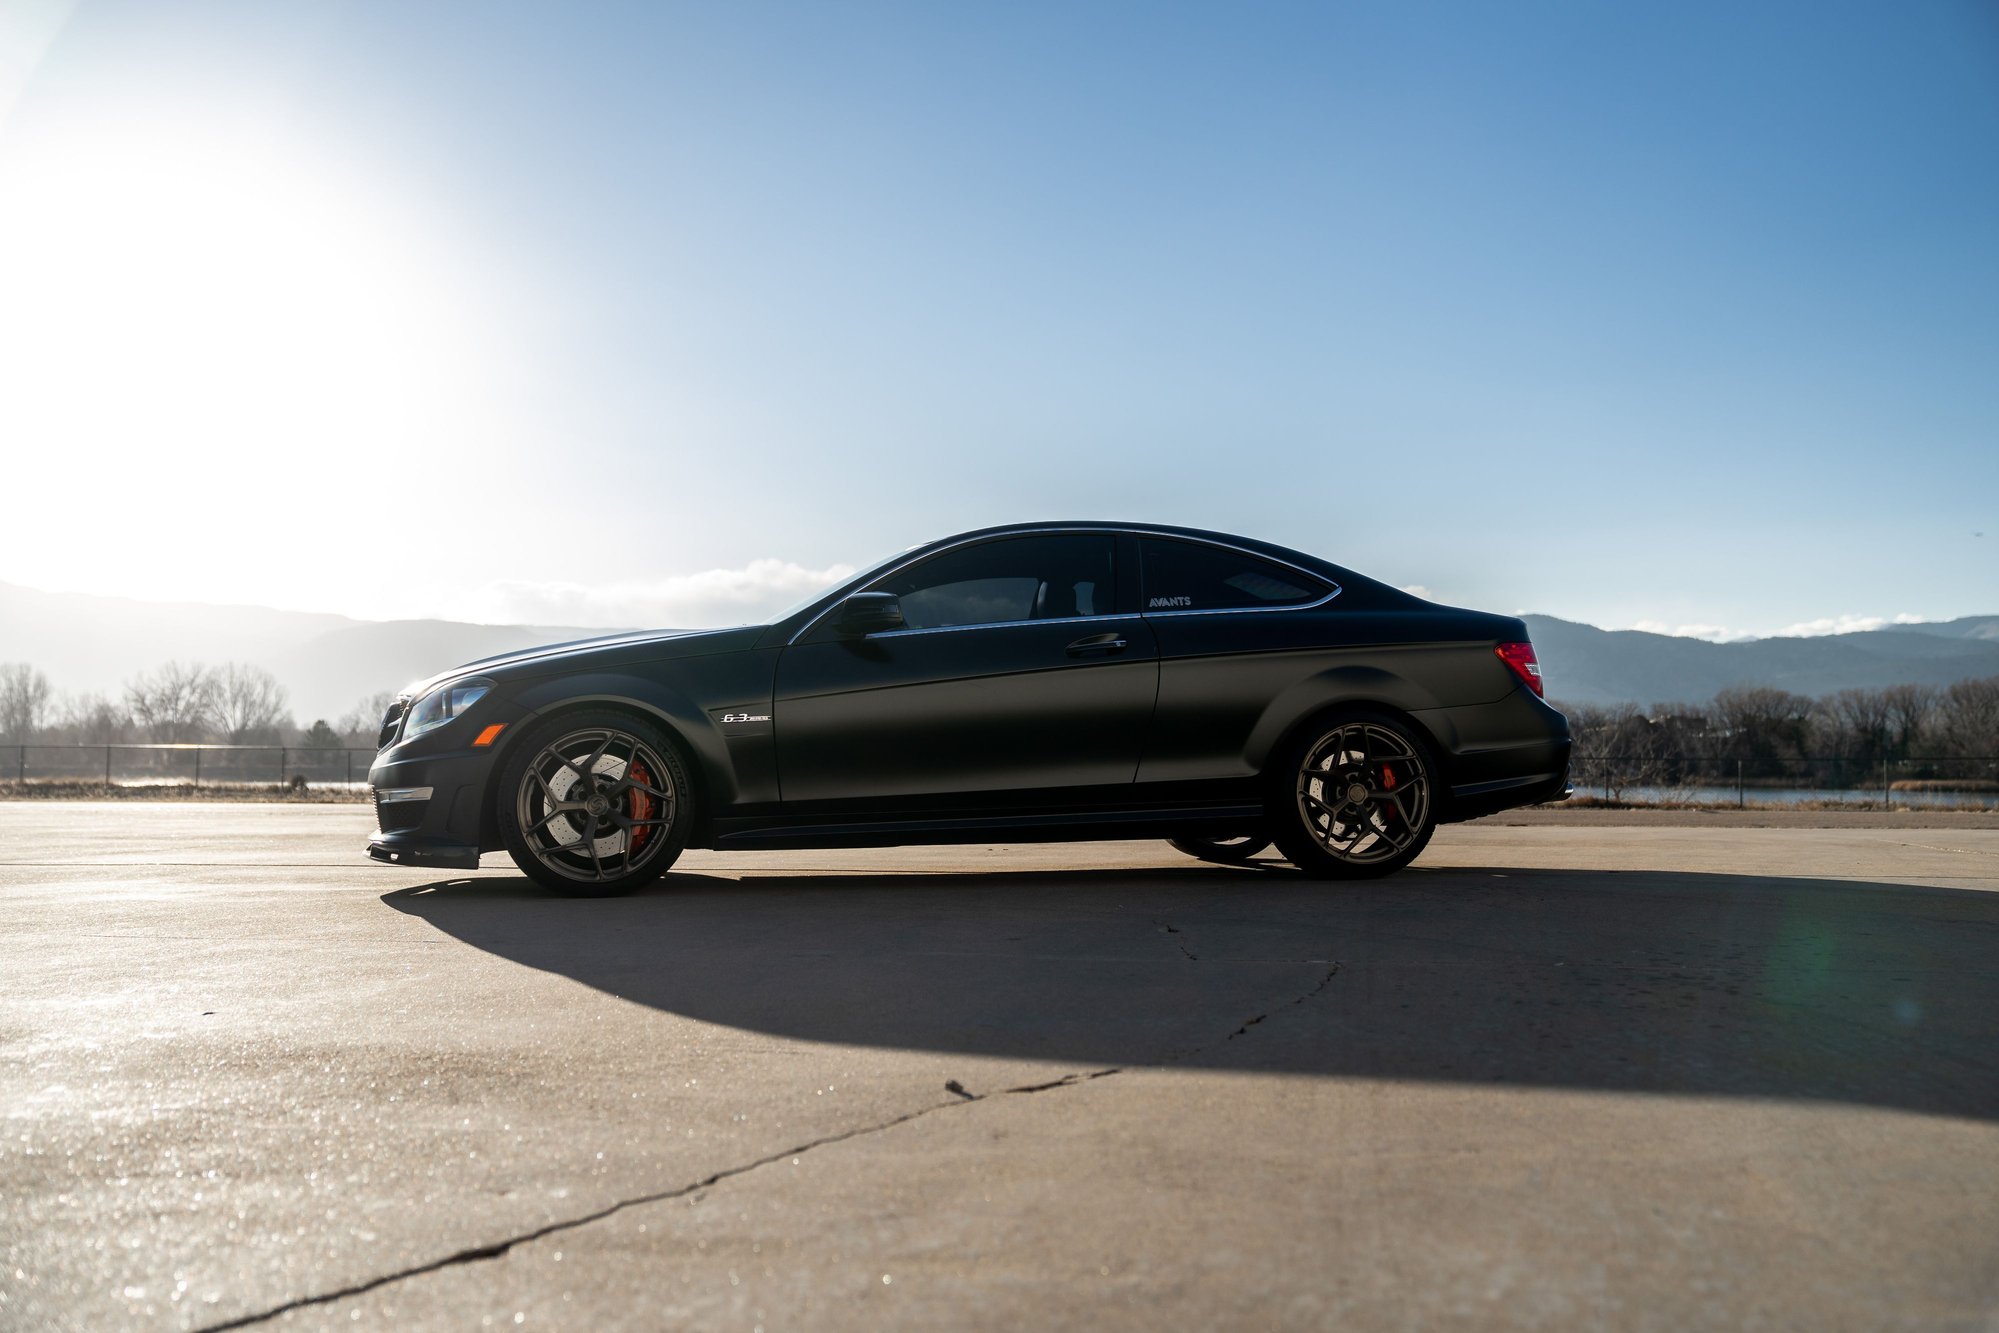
(1420, 689), (1572, 822)
(1444, 764), (1572, 821)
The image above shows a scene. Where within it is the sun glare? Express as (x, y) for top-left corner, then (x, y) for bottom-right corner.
(0, 111), (514, 609)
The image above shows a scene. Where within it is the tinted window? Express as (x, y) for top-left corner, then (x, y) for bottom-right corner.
(879, 534), (1116, 630)
(1140, 538), (1328, 612)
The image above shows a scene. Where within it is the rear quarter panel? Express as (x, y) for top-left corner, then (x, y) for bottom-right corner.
(1138, 608), (1529, 783)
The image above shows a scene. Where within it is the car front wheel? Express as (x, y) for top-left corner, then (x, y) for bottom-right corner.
(1270, 710), (1438, 879)
(496, 710), (692, 896)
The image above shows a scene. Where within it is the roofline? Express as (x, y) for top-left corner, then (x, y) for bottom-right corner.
(766, 521), (1396, 647)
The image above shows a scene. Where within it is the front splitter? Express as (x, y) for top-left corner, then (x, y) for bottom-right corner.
(366, 837), (482, 870)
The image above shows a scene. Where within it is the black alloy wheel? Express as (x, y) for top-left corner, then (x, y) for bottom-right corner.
(1271, 710), (1438, 878)
(1167, 833), (1273, 865)
(496, 710), (692, 896)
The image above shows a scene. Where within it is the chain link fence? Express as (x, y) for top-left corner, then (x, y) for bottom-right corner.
(5, 744), (1997, 806)
(4, 743), (379, 786)
(1571, 754), (1999, 807)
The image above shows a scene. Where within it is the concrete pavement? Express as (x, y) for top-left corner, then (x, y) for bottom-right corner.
(2, 804), (1996, 1330)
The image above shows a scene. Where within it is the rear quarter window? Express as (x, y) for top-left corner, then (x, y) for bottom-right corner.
(1140, 538), (1331, 612)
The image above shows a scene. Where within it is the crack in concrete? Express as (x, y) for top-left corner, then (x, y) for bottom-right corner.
(196, 960), (1342, 1330)
(1001, 1067), (1123, 1095)
(1225, 963), (1341, 1041)
(1153, 919), (1200, 962)
(191, 1098), (971, 1332)
(1866, 837), (1999, 861)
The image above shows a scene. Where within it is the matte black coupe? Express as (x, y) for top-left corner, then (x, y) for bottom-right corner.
(367, 523), (1570, 894)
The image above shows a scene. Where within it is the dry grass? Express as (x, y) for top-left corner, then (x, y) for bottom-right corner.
(0, 780), (369, 804)
(1557, 793), (1995, 814)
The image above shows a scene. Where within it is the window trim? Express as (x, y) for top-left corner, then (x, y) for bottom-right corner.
(866, 610), (1131, 641)
(788, 526), (1340, 644)
(1137, 536), (1342, 618)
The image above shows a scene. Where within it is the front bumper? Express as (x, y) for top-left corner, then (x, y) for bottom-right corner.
(366, 743), (504, 871)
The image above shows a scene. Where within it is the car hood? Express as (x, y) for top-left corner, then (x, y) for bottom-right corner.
(401, 625), (763, 698)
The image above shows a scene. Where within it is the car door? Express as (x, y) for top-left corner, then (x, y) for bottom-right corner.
(1135, 535), (1342, 784)
(773, 532), (1159, 805)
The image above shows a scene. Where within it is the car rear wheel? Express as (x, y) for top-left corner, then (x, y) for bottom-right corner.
(1270, 710), (1438, 879)
(1167, 833), (1272, 865)
(496, 710), (692, 897)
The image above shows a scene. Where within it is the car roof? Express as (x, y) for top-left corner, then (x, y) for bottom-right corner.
(761, 521), (1421, 647)
(911, 521), (1344, 578)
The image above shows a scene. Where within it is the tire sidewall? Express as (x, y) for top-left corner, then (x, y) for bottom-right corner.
(1269, 708), (1439, 879)
(1167, 834), (1273, 865)
(495, 709), (694, 897)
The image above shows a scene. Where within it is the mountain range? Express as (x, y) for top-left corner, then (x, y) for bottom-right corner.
(1524, 614), (1999, 706)
(3, 580), (1996, 722)
(0, 582), (608, 725)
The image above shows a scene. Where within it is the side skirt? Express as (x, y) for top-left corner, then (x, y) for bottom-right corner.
(708, 803), (1268, 851)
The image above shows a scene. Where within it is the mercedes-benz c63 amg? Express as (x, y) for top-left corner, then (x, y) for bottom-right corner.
(367, 523), (1570, 894)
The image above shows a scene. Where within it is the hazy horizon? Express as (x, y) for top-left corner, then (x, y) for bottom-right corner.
(3, 570), (1989, 648)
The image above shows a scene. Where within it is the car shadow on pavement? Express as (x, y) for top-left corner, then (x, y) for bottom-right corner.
(383, 862), (1999, 1122)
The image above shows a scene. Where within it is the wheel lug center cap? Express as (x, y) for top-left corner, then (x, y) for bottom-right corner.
(1345, 783), (1370, 805)
(585, 795), (611, 818)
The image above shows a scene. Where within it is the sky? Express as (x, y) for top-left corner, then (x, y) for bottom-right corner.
(0, 0), (1993, 641)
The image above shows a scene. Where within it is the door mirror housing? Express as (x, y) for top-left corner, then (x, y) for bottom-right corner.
(836, 592), (904, 636)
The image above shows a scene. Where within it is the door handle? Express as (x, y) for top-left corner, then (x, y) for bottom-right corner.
(1066, 633), (1128, 657)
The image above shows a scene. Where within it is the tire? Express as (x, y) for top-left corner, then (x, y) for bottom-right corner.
(1167, 833), (1273, 865)
(1269, 709), (1439, 879)
(496, 709), (693, 897)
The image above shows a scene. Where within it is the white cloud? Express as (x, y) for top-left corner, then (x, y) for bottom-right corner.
(1768, 612), (1925, 638)
(1627, 613), (1927, 643)
(1628, 620), (1754, 642)
(453, 559), (859, 629)
(1400, 585), (1435, 600)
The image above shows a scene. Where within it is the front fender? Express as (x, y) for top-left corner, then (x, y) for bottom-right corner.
(492, 650), (780, 830)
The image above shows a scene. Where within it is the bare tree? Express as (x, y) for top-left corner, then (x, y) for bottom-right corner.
(1881, 682), (1939, 758)
(1935, 676), (1999, 759)
(1551, 701), (1685, 797)
(335, 690), (398, 746)
(125, 662), (221, 743)
(53, 692), (135, 745)
(214, 663), (292, 744)
(1711, 686), (1816, 775)
(1822, 687), (1894, 776)
(0, 663), (51, 744)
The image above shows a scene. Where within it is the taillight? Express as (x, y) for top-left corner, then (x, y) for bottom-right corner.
(1495, 641), (1543, 697)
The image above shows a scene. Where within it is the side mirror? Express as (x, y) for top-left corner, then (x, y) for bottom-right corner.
(836, 592), (904, 636)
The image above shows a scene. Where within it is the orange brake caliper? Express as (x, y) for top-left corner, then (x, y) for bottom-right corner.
(627, 759), (656, 849)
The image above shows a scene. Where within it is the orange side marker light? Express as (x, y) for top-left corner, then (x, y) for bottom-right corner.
(472, 723), (507, 747)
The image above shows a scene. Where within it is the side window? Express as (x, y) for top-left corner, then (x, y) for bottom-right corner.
(879, 534), (1117, 630)
(1140, 538), (1329, 613)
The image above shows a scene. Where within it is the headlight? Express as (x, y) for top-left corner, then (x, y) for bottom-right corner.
(400, 677), (495, 742)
